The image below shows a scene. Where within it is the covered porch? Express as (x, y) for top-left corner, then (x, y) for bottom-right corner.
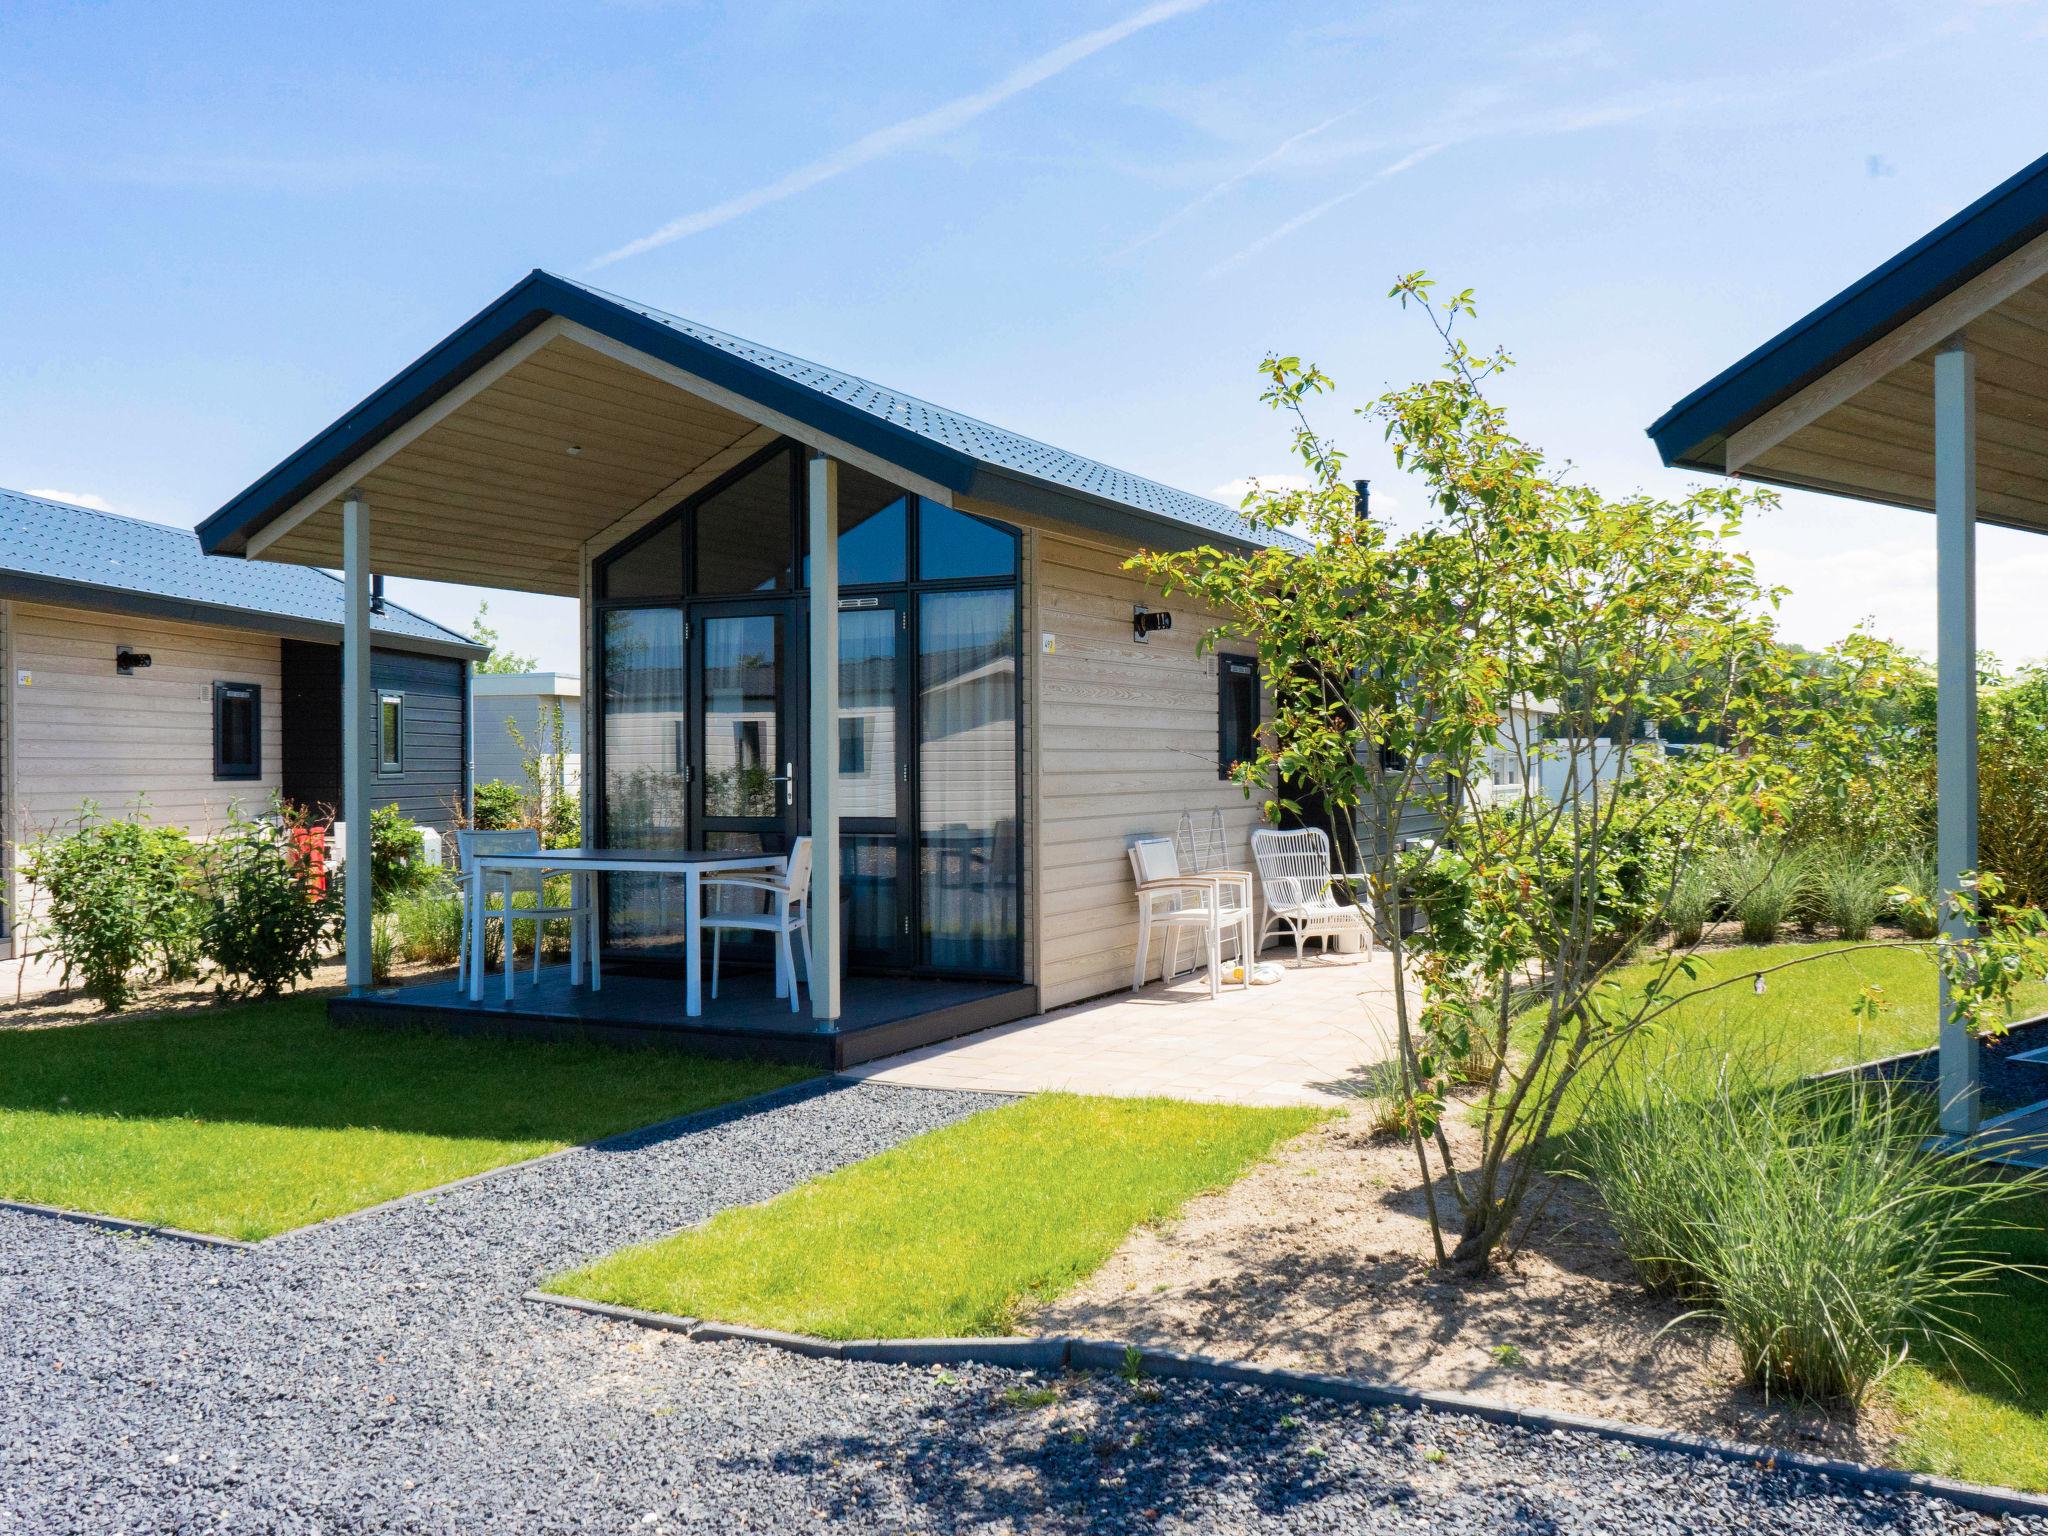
(1650, 149), (2048, 1152)
(198, 271), (1302, 1055)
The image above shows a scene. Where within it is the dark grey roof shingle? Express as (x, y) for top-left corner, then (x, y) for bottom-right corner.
(0, 487), (474, 650)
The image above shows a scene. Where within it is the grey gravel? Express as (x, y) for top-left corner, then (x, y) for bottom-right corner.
(1, 1076), (2041, 1534)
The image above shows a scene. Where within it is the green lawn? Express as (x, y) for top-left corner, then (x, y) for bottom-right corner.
(1586, 940), (2048, 1489)
(0, 998), (814, 1240)
(546, 1092), (1326, 1338)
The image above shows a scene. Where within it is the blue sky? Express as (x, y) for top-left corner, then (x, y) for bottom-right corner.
(3, 0), (2045, 671)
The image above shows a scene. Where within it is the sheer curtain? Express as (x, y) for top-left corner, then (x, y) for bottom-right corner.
(917, 589), (1018, 973)
(602, 607), (686, 953)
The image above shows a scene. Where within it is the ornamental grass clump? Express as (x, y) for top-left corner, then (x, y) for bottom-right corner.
(1705, 1079), (2037, 1403)
(1666, 862), (1715, 948)
(388, 884), (465, 966)
(1817, 846), (1891, 942)
(1567, 1045), (1767, 1298)
(1575, 1047), (2042, 1403)
(1716, 839), (1808, 945)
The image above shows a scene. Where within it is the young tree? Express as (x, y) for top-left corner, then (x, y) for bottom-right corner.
(470, 601), (539, 675)
(1131, 276), (1912, 1272)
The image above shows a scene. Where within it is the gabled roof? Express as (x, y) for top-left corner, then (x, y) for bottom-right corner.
(1647, 150), (2048, 473)
(199, 270), (1309, 560)
(0, 487), (483, 657)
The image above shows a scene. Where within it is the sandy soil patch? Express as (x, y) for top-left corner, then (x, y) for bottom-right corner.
(1028, 1103), (1894, 1463)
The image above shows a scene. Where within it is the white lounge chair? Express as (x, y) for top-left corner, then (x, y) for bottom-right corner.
(700, 837), (814, 1014)
(1251, 826), (1375, 963)
(1129, 836), (1252, 999)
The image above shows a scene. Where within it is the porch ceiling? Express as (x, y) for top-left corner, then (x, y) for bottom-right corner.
(252, 333), (775, 596)
(1729, 271), (2048, 532)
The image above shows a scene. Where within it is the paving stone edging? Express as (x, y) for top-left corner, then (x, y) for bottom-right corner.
(522, 1290), (2048, 1522)
(0, 1198), (256, 1251)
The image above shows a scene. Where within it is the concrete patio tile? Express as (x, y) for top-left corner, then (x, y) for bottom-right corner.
(839, 950), (1399, 1108)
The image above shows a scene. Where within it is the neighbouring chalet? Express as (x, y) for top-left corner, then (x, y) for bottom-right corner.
(0, 487), (483, 956)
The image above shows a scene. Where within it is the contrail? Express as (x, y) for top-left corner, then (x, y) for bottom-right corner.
(590, 0), (1218, 269)
(1204, 142), (1445, 278)
(1115, 105), (1363, 258)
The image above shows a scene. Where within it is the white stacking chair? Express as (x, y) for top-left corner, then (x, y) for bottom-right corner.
(455, 828), (598, 995)
(1251, 826), (1375, 963)
(1128, 836), (1252, 1000)
(700, 837), (814, 1014)
(1177, 810), (1258, 964)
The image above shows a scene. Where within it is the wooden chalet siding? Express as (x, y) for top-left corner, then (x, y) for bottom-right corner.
(7, 601), (283, 837)
(279, 640), (468, 833)
(1029, 531), (1262, 1010)
(371, 650), (468, 831)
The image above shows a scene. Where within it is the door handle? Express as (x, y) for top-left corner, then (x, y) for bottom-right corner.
(768, 761), (795, 806)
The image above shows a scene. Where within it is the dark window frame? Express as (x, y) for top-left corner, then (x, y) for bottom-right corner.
(588, 436), (1026, 982)
(378, 691), (405, 776)
(1218, 655), (1260, 779)
(213, 681), (262, 781)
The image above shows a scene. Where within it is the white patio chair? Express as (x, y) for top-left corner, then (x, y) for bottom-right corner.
(1251, 826), (1375, 963)
(455, 828), (598, 994)
(1128, 836), (1252, 1000)
(701, 837), (814, 1014)
(1177, 810), (1257, 961)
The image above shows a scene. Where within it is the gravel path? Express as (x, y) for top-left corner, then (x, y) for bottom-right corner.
(1, 1077), (2041, 1534)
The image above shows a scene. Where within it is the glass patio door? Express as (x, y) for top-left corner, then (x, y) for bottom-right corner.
(836, 599), (914, 969)
(694, 604), (795, 968)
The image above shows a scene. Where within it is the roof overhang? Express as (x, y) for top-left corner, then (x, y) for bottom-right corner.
(0, 570), (486, 660)
(1648, 151), (2048, 534)
(200, 271), (1276, 595)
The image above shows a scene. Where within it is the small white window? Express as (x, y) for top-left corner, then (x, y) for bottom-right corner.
(378, 692), (404, 775)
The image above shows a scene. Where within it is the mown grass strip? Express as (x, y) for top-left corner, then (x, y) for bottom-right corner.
(547, 1092), (1326, 1339)
(0, 997), (814, 1240)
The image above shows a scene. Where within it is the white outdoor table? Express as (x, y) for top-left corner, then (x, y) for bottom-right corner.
(466, 847), (784, 1016)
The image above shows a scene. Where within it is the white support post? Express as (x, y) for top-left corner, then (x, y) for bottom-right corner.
(342, 492), (374, 990)
(1935, 336), (1980, 1138)
(807, 452), (842, 1021)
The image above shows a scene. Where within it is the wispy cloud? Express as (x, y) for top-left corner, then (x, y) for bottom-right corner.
(24, 487), (116, 511)
(1115, 105), (1363, 257)
(589, 0), (1216, 268)
(1204, 142), (1445, 278)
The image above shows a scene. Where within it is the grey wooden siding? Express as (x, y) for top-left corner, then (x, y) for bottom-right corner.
(279, 640), (468, 833)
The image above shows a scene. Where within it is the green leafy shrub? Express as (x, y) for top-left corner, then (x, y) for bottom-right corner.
(197, 805), (339, 997)
(1817, 846), (1889, 942)
(472, 779), (523, 831)
(20, 803), (200, 1009)
(369, 803), (432, 908)
(1574, 1048), (2042, 1402)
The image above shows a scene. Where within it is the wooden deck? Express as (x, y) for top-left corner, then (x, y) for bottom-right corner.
(328, 965), (1038, 1070)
